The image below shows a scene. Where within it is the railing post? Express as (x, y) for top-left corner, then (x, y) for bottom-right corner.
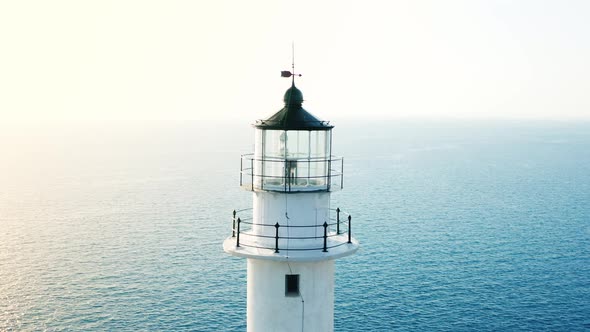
(236, 218), (241, 247)
(274, 222), (280, 253)
(341, 158), (344, 189)
(323, 221), (328, 252)
(347, 215), (352, 244)
(336, 207), (341, 235)
(232, 210), (236, 237)
(327, 158), (332, 190)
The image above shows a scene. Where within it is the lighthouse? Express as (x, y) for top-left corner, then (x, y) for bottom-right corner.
(223, 70), (358, 332)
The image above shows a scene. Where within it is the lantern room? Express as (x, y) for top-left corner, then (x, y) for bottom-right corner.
(240, 83), (343, 192)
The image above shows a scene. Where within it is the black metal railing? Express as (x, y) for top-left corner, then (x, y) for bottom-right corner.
(239, 154), (344, 193)
(230, 208), (353, 253)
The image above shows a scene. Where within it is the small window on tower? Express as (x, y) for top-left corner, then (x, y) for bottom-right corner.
(285, 274), (300, 296)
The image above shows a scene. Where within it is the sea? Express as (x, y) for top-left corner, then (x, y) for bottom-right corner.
(1, 119), (589, 331)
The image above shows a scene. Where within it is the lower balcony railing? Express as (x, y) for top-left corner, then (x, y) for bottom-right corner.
(230, 208), (353, 253)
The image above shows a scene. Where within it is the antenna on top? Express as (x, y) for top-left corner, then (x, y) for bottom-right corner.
(281, 42), (302, 84)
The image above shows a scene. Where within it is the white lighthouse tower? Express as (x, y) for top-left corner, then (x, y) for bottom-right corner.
(223, 70), (358, 332)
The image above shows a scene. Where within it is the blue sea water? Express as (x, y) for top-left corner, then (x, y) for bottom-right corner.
(0, 119), (589, 331)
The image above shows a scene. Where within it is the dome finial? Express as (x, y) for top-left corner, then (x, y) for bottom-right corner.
(280, 42), (301, 85)
(291, 41), (296, 86)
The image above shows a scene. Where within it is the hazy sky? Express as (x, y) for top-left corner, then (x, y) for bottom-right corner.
(1, 0), (589, 124)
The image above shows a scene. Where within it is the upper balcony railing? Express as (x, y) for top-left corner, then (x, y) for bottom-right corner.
(240, 154), (343, 192)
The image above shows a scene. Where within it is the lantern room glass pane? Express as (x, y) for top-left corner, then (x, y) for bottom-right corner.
(263, 130), (284, 159)
(310, 131), (329, 158)
(286, 131), (309, 159)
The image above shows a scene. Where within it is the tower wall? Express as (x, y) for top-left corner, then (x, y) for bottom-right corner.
(252, 191), (330, 249)
(247, 258), (334, 332)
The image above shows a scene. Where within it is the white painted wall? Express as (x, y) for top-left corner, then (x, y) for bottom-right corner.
(247, 258), (335, 332)
(252, 191), (330, 250)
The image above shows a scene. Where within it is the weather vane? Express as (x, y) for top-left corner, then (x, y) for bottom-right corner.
(281, 42), (301, 84)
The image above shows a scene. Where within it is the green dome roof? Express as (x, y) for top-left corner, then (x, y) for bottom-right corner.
(255, 83), (332, 131)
